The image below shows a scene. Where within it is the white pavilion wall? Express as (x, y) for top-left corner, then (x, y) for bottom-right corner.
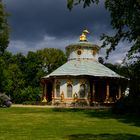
(54, 78), (90, 104)
(68, 48), (98, 61)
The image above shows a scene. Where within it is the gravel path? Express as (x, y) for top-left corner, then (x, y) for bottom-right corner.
(12, 104), (57, 108)
(12, 104), (111, 109)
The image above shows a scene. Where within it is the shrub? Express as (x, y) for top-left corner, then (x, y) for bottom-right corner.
(112, 96), (140, 115)
(12, 86), (41, 104)
(22, 101), (41, 105)
(0, 93), (12, 107)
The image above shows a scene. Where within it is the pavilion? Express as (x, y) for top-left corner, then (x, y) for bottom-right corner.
(41, 30), (127, 106)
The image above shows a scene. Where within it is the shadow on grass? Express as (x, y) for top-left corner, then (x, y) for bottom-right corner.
(52, 108), (140, 127)
(52, 108), (85, 112)
(67, 133), (140, 140)
(86, 109), (140, 128)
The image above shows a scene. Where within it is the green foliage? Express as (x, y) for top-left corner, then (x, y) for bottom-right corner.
(67, 0), (99, 10)
(109, 60), (140, 115)
(20, 86), (41, 103)
(25, 51), (43, 87)
(0, 1), (9, 54)
(102, 0), (140, 59)
(129, 60), (140, 98)
(37, 48), (66, 74)
(22, 101), (41, 105)
(4, 63), (25, 96)
(0, 57), (5, 92)
(112, 96), (140, 115)
(0, 1), (10, 92)
(0, 48), (66, 103)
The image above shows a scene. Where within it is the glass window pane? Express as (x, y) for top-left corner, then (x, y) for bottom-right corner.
(80, 84), (86, 98)
(67, 84), (72, 97)
(56, 84), (60, 97)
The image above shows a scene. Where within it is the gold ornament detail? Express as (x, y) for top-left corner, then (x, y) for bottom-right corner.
(79, 29), (89, 42)
(67, 79), (73, 85)
(56, 80), (60, 85)
(77, 49), (82, 55)
(80, 79), (86, 85)
(42, 96), (47, 103)
(60, 91), (64, 102)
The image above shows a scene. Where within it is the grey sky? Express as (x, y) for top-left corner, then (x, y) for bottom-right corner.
(4, 0), (129, 63)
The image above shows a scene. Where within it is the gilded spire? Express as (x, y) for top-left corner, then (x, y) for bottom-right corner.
(79, 29), (89, 42)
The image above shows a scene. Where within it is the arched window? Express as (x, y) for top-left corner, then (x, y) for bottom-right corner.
(56, 84), (60, 97)
(67, 84), (72, 97)
(80, 84), (86, 98)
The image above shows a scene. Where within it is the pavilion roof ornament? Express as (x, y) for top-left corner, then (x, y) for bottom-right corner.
(79, 29), (90, 42)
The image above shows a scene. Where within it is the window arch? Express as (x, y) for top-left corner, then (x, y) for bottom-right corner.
(80, 84), (86, 98)
(77, 49), (82, 55)
(56, 84), (60, 97)
(67, 84), (72, 97)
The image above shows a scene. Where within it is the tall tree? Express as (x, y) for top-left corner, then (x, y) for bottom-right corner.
(0, 1), (9, 92)
(0, 57), (5, 92)
(37, 48), (67, 74)
(4, 63), (25, 101)
(25, 51), (43, 87)
(67, 0), (140, 59)
(0, 1), (9, 54)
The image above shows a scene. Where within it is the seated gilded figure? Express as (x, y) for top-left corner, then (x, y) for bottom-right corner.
(60, 91), (64, 102)
(73, 92), (78, 102)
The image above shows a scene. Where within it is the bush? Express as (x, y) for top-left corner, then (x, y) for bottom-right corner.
(12, 86), (41, 104)
(112, 96), (140, 115)
(0, 93), (12, 107)
(22, 101), (41, 105)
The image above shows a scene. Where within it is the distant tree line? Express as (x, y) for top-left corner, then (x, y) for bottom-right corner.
(0, 49), (66, 104)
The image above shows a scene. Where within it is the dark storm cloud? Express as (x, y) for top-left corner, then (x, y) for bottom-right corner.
(4, 0), (128, 64)
(4, 0), (111, 42)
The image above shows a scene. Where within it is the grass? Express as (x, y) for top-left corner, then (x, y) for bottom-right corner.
(0, 107), (140, 140)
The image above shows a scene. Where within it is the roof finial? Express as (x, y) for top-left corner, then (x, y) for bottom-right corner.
(79, 29), (90, 42)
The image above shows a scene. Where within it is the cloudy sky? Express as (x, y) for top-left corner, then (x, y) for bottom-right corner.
(4, 0), (130, 63)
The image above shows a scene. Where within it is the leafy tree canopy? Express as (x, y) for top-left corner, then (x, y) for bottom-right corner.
(0, 1), (9, 55)
(37, 48), (67, 74)
(67, 0), (140, 59)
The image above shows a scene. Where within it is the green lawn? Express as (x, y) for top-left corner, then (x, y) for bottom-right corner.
(0, 107), (140, 140)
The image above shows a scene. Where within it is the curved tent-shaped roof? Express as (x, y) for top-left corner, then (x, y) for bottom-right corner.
(43, 59), (124, 79)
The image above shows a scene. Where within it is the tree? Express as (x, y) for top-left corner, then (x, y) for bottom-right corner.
(37, 48), (67, 74)
(111, 59), (140, 115)
(0, 1), (9, 55)
(0, 56), (5, 92)
(4, 63), (25, 102)
(128, 59), (140, 98)
(25, 51), (43, 87)
(67, 0), (140, 59)
(98, 57), (104, 64)
(0, 1), (9, 92)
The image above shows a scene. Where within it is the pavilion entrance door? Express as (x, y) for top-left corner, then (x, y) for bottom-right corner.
(95, 81), (106, 102)
(47, 82), (53, 103)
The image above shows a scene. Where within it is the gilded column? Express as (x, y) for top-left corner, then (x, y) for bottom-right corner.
(118, 86), (121, 99)
(44, 83), (46, 96)
(52, 81), (55, 104)
(92, 82), (96, 102)
(42, 82), (47, 103)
